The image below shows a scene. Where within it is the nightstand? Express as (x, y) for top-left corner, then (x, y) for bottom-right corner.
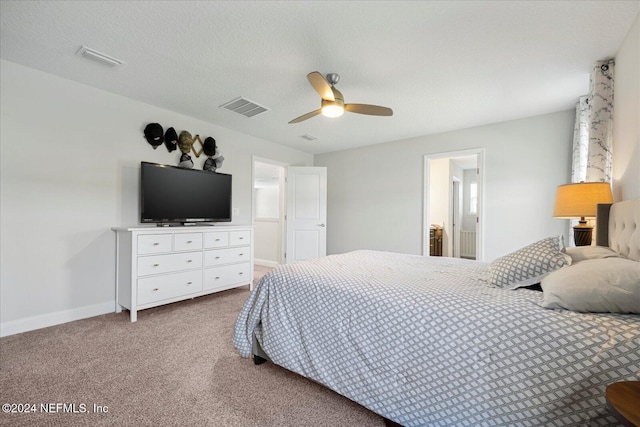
(606, 381), (640, 426)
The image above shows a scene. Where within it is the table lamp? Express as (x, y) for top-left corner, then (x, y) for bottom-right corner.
(553, 182), (613, 246)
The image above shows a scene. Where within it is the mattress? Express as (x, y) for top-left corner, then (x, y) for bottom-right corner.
(233, 250), (640, 426)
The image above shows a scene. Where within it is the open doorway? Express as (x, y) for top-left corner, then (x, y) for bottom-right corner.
(252, 157), (287, 267)
(423, 149), (484, 260)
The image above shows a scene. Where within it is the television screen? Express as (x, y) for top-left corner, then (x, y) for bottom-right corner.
(140, 162), (232, 224)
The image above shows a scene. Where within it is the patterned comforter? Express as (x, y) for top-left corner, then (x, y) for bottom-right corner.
(233, 250), (640, 426)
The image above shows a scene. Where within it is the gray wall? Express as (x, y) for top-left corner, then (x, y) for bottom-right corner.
(0, 60), (313, 333)
(315, 110), (575, 261)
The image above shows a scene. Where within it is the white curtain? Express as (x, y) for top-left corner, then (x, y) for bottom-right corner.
(571, 59), (615, 184)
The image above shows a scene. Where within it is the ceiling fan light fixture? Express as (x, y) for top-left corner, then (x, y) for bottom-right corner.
(289, 71), (392, 123)
(321, 100), (344, 118)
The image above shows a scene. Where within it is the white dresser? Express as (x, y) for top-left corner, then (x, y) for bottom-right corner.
(112, 225), (253, 322)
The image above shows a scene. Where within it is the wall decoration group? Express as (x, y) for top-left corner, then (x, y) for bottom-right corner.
(143, 123), (224, 171)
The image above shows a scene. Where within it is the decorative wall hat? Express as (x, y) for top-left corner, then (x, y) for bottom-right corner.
(212, 151), (225, 170)
(178, 130), (194, 154)
(203, 154), (225, 171)
(203, 136), (224, 172)
(178, 153), (194, 169)
(203, 137), (216, 156)
(203, 157), (216, 171)
(144, 123), (164, 148)
(164, 127), (178, 152)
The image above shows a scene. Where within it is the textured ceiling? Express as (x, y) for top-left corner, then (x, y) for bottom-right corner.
(1, 1), (638, 155)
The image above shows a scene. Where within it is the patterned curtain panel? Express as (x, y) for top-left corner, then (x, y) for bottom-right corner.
(571, 59), (615, 184)
(571, 96), (590, 183)
(569, 60), (614, 242)
(586, 60), (615, 183)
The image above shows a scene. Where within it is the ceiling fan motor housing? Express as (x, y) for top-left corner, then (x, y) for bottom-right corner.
(326, 73), (340, 86)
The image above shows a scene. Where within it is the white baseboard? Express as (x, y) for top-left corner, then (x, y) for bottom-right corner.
(0, 302), (114, 337)
(254, 258), (279, 268)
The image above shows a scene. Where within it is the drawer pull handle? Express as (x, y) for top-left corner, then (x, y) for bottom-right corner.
(239, 272), (244, 275)
(187, 240), (192, 243)
(239, 237), (244, 240)
(215, 239), (221, 241)
(153, 264), (160, 267)
(153, 242), (159, 246)
(215, 256), (220, 259)
(153, 288), (159, 292)
(239, 253), (244, 256)
(187, 260), (193, 263)
(215, 277), (220, 280)
(187, 281), (192, 285)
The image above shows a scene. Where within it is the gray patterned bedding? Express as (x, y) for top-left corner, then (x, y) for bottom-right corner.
(233, 250), (640, 426)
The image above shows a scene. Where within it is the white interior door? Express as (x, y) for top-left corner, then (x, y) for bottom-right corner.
(286, 167), (327, 263)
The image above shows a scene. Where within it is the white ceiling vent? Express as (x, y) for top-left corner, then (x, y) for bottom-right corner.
(220, 97), (269, 118)
(76, 46), (126, 68)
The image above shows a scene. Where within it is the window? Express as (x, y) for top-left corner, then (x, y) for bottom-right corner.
(469, 182), (477, 215)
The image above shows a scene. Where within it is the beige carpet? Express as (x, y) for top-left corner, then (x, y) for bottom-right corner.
(0, 266), (385, 426)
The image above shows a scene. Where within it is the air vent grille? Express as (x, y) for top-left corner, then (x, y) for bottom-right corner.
(301, 134), (317, 141)
(220, 97), (269, 118)
(76, 46), (126, 68)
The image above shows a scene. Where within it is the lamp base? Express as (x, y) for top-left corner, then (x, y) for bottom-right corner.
(573, 225), (593, 246)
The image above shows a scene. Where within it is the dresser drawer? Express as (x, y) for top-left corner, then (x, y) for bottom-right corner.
(204, 247), (251, 267)
(137, 234), (172, 255)
(137, 251), (203, 276)
(229, 230), (251, 246)
(138, 270), (203, 305)
(204, 231), (229, 248)
(175, 232), (203, 251)
(204, 262), (251, 291)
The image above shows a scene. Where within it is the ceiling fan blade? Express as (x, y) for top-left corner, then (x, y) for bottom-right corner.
(307, 71), (335, 101)
(289, 109), (322, 124)
(344, 104), (393, 116)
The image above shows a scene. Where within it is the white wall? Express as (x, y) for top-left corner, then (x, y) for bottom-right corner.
(315, 110), (574, 261)
(449, 160), (464, 258)
(255, 186), (280, 218)
(428, 158), (450, 255)
(254, 220), (280, 265)
(254, 183), (282, 265)
(462, 168), (477, 230)
(0, 60), (313, 334)
(613, 12), (640, 202)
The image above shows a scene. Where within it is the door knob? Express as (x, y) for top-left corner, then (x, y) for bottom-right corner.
(317, 224), (325, 227)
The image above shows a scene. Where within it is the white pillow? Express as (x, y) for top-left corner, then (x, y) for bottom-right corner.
(565, 246), (620, 263)
(489, 236), (571, 289)
(541, 258), (640, 313)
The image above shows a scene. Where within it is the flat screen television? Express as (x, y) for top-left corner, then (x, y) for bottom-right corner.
(140, 161), (232, 225)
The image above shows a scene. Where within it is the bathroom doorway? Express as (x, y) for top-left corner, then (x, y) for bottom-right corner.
(252, 157), (286, 267)
(424, 149), (484, 260)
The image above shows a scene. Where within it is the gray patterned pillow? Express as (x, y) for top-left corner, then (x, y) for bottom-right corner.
(489, 236), (571, 289)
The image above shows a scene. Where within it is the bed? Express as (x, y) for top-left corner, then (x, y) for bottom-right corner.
(233, 200), (640, 426)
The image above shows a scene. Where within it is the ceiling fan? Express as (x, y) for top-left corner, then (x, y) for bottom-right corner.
(289, 71), (393, 124)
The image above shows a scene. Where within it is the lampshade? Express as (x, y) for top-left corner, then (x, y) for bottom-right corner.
(553, 182), (613, 219)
